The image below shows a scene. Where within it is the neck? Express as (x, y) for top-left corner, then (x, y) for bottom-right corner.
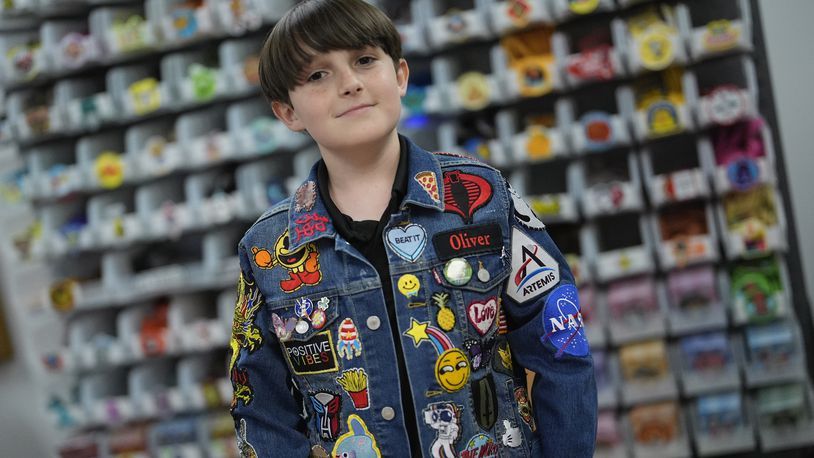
(320, 132), (401, 221)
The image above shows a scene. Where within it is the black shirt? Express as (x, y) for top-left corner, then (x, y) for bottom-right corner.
(316, 135), (420, 455)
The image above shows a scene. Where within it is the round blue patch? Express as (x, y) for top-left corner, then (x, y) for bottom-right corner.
(727, 158), (759, 191)
(541, 284), (590, 357)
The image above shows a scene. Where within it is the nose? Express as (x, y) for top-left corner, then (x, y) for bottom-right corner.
(338, 68), (363, 96)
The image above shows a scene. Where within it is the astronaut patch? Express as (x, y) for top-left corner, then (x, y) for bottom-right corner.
(506, 228), (560, 303)
(423, 402), (462, 458)
(508, 184), (545, 230)
(541, 283), (589, 357)
(282, 331), (339, 375)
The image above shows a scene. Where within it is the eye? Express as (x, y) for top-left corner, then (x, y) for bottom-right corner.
(457, 361), (468, 369)
(358, 55), (376, 65)
(307, 71), (327, 82)
(440, 365), (454, 373)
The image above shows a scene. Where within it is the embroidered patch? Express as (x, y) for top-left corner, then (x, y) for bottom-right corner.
(707, 85), (747, 126)
(514, 386), (536, 432)
(727, 157), (759, 191)
(464, 337), (495, 371)
(386, 223), (427, 262)
(332, 414), (382, 458)
(403, 319), (471, 393)
(462, 433), (499, 458)
(472, 374), (498, 430)
(236, 418), (259, 457)
(415, 171), (441, 203)
(492, 338), (514, 376)
(310, 391), (341, 441)
(433, 223), (502, 260)
(337, 318), (363, 360)
(497, 303), (508, 335)
(506, 227), (560, 304)
(282, 331), (339, 375)
(431, 292), (456, 332)
(294, 181), (317, 212)
(397, 274), (421, 299)
(422, 402), (462, 458)
(272, 230), (323, 293)
(229, 273), (264, 374)
(541, 283), (589, 357)
(309, 444), (330, 458)
(500, 419), (523, 448)
(231, 367), (253, 410)
(508, 184), (545, 231)
(336, 368), (370, 410)
(443, 170), (493, 224)
(581, 111), (614, 150)
(293, 212), (330, 242)
(467, 297), (498, 336)
(251, 246), (273, 269)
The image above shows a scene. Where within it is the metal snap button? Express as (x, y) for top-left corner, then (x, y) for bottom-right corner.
(366, 315), (381, 330)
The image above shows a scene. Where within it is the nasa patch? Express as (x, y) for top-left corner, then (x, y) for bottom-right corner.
(508, 184), (545, 230)
(506, 228), (560, 304)
(541, 284), (590, 357)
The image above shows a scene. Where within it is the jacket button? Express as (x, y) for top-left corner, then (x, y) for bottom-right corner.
(366, 315), (381, 330)
(381, 406), (395, 421)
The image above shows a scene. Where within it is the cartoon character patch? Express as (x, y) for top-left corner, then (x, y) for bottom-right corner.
(500, 419), (523, 448)
(270, 229), (323, 293)
(414, 171), (441, 203)
(336, 368), (370, 410)
(337, 318), (363, 360)
(229, 273), (263, 374)
(310, 391), (341, 441)
(541, 283), (589, 358)
(506, 227), (560, 304)
(403, 319), (471, 392)
(332, 414), (382, 458)
(443, 170), (493, 224)
(423, 402), (462, 458)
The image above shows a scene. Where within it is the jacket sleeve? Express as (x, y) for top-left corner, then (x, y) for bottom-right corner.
(501, 184), (597, 457)
(229, 241), (310, 457)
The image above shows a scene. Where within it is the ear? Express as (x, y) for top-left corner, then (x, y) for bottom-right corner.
(271, 100), (305, 132)
(396, 58), (410, 97)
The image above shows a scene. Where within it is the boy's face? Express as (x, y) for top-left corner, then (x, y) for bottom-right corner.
(272, 46), (409, 153)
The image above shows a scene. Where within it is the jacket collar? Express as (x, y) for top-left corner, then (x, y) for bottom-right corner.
(286, 136), (445, 251)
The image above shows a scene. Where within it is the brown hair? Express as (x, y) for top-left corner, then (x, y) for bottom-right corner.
(258, 0), (402, 105)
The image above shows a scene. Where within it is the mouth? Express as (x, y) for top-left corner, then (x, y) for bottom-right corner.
(337, 104), (374, 117)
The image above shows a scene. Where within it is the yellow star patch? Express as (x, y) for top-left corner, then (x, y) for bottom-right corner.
(403, 318), (430, 347)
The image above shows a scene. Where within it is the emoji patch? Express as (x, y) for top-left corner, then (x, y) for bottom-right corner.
(433, 223), (502, 261)
(508, 184), (545, 230)
(229, 273), (263, 374)
(282, 331), (339, 375)
(415, 171), (441, 203)
(423, 402), (462, 458)
(472, 374), (498, 430)
(271, 229), (323, 293)
(403, 319), (471, 393)
(541, 283), (589, 358)
(336, 368), (370, 410)
(310, 391), (342, 441)
(386, 223), (427, 262)
(506, 227), (560, 304)
(397, 274), (421, 299)
(443, 170), (493, 224)
(337, 318), (363, 360)
(462, 433), (499, 458)
(467, 297), (498, 336)
(332, 414), (382, 458)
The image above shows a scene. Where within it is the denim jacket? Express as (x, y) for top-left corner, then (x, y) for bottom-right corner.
(229, 138), (597, 458)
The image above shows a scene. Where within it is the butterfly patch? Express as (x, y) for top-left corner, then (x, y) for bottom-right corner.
(464, 337), (495, 371)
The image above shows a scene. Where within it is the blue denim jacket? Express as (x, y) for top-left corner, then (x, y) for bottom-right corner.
(229, 138), (597, 457)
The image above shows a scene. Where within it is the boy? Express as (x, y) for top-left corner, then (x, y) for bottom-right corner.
(229, 0), (597, 456)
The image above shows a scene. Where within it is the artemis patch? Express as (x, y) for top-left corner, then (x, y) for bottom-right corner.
(506, 227), (560, 303)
